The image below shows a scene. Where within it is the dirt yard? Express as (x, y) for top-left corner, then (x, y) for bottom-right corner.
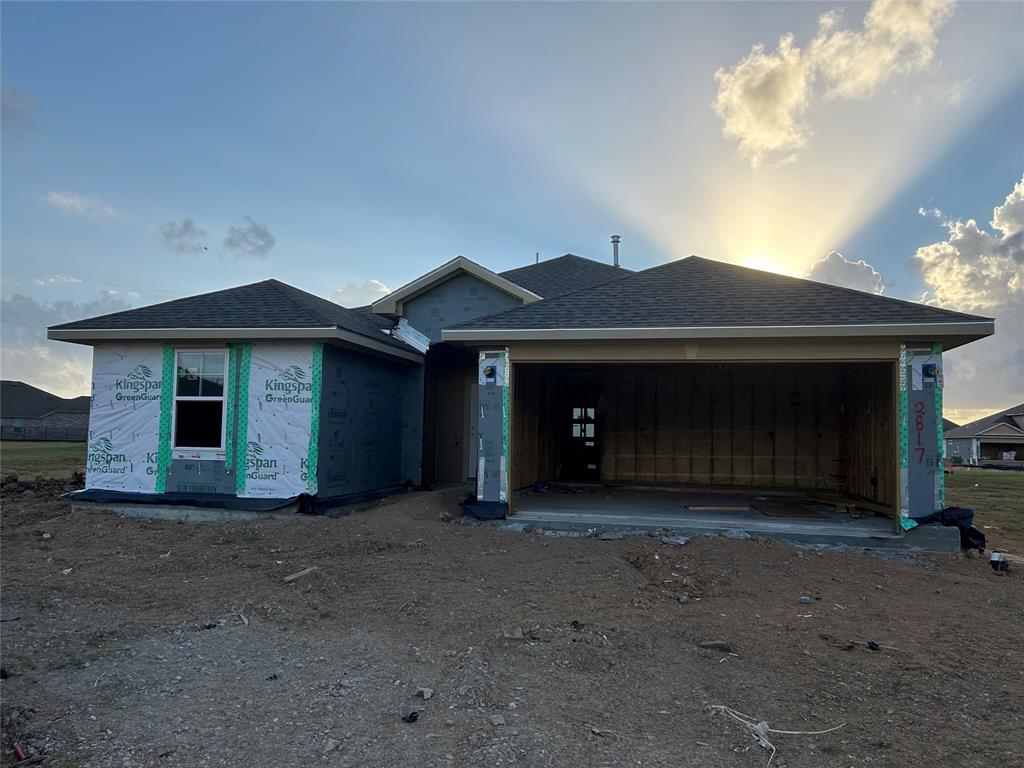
(1, 481), (1022, 768)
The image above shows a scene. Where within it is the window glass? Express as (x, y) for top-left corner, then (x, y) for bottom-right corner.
(200, 374), (224, 397)
(201, 351), (225, 376)
(572, 424), (581, 438)
(572, 407), (581, 420)
(174, 350), (227, 449)
(174, 401), (223, 448)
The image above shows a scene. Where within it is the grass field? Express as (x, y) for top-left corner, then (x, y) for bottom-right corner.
(945, 468), (1024, 552)
(0, 441), (85, 480)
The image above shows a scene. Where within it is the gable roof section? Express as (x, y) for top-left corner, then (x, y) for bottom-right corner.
(47, 279), (421, 361)
(946, 403), (1024, 439)
(371, 256), (541, 315)
(1, 381), (90, 419)
(444, 256), (993, 343)
(499, 254), (632, 298)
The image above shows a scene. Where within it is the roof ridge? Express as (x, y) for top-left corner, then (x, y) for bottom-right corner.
(468, 256), (686, 327)
(264, 279), (341, 325)
(693, 257), (992, 323)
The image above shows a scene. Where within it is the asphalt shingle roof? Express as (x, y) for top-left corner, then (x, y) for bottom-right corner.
(500, 254), (632, 298)
(1, 381), (90, 419)
(945, 403), (1024, 439)
(453, 256), (991, 330)
(49, 279), (415, 353)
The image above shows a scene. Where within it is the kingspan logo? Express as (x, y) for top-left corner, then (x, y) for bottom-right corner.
(246, 441), (278, 472)
(265, 365), (312, 403)
(88, 436), (127, 468)
(115, 363), (161, 401)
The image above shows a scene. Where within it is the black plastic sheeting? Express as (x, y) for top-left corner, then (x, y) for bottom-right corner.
(462, 499), (507, 520)
(67, 486), (407, 516)
(914, 506), (987, 552)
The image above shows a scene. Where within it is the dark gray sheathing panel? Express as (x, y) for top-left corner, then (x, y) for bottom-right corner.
(316, 344), (423, 497)
(402, 272), (523, 343)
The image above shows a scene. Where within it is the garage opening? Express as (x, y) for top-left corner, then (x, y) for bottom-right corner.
(511, 362), (896, 511)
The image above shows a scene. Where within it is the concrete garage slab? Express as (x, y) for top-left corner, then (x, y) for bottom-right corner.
(512, 486), (960, 552)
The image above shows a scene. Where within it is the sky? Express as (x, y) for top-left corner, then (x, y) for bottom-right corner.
(2, 0), (1022, 423)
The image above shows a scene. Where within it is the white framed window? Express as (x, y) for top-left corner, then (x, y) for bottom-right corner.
(172, 349), (227, 451)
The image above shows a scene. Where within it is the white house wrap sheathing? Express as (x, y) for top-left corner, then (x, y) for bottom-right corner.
(238, 343), (321, 498)
(86, 344), (164, 492)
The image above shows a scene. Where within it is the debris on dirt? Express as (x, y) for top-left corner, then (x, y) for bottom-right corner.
(501, 626), (525, 640)
(699, 640), (733, 653)
(490, 714), (506, 726)
(660, 535), (690, 547)
(721, 529), (752, 541)
(709, 703), (845, 768)
(598, 531), (625, 541)
(321, 738), (341, 754)
(203, 622), (218, 630)
(401, 711), (419, 724)
(866, 640), (880, 651)
(282, 566), (317, 583)
(157, 745), (175, 758)
(799, 595), (812, 604)
(416, 687), (433, 699)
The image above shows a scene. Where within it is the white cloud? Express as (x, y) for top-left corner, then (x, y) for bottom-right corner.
(33, 275), (83, 286)
(161, 218), (209, 254)
(912, 175), (1024, 416)
(223, 216), (276, 259)
(328, 279), (391, 308)
(807, 250), (885, 294)
(714, 0), (956, 166)
(918, 206), (944, 219)
(45, 190), (116, 217)
(712, 35), (814, 167)
(1, 291), (130, 397)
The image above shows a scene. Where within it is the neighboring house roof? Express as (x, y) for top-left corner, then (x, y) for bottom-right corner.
(942, 418), (959, 432)
(47, 279), (421, 361)
(444, 256), (994, 344)
(371, 256), (542, 315)
(499, 254), (632, 299)
(945, 403), (1024, 439)
(1, 381), (90, 419)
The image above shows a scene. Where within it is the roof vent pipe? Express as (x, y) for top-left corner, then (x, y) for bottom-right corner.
(611, 234), (621, 267)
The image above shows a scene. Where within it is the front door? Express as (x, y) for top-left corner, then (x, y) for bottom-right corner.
(565, 404), (599, 481)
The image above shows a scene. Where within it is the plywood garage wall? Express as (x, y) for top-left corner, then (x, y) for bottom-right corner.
(838, 363), (896, 508)
(510, 363), (556, 490)
(600, 365), (844, 490)
(511, 362), (896, 508)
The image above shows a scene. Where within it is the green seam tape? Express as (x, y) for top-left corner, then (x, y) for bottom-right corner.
(234, 344), (252, 496)
(306, 343), (323, 495)
(224, 345), (237, 469)
(155, 345), (176, 493)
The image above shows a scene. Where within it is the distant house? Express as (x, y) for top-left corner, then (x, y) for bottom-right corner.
(945, 404), (1024, 464)
(1, 380), (90, 441)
